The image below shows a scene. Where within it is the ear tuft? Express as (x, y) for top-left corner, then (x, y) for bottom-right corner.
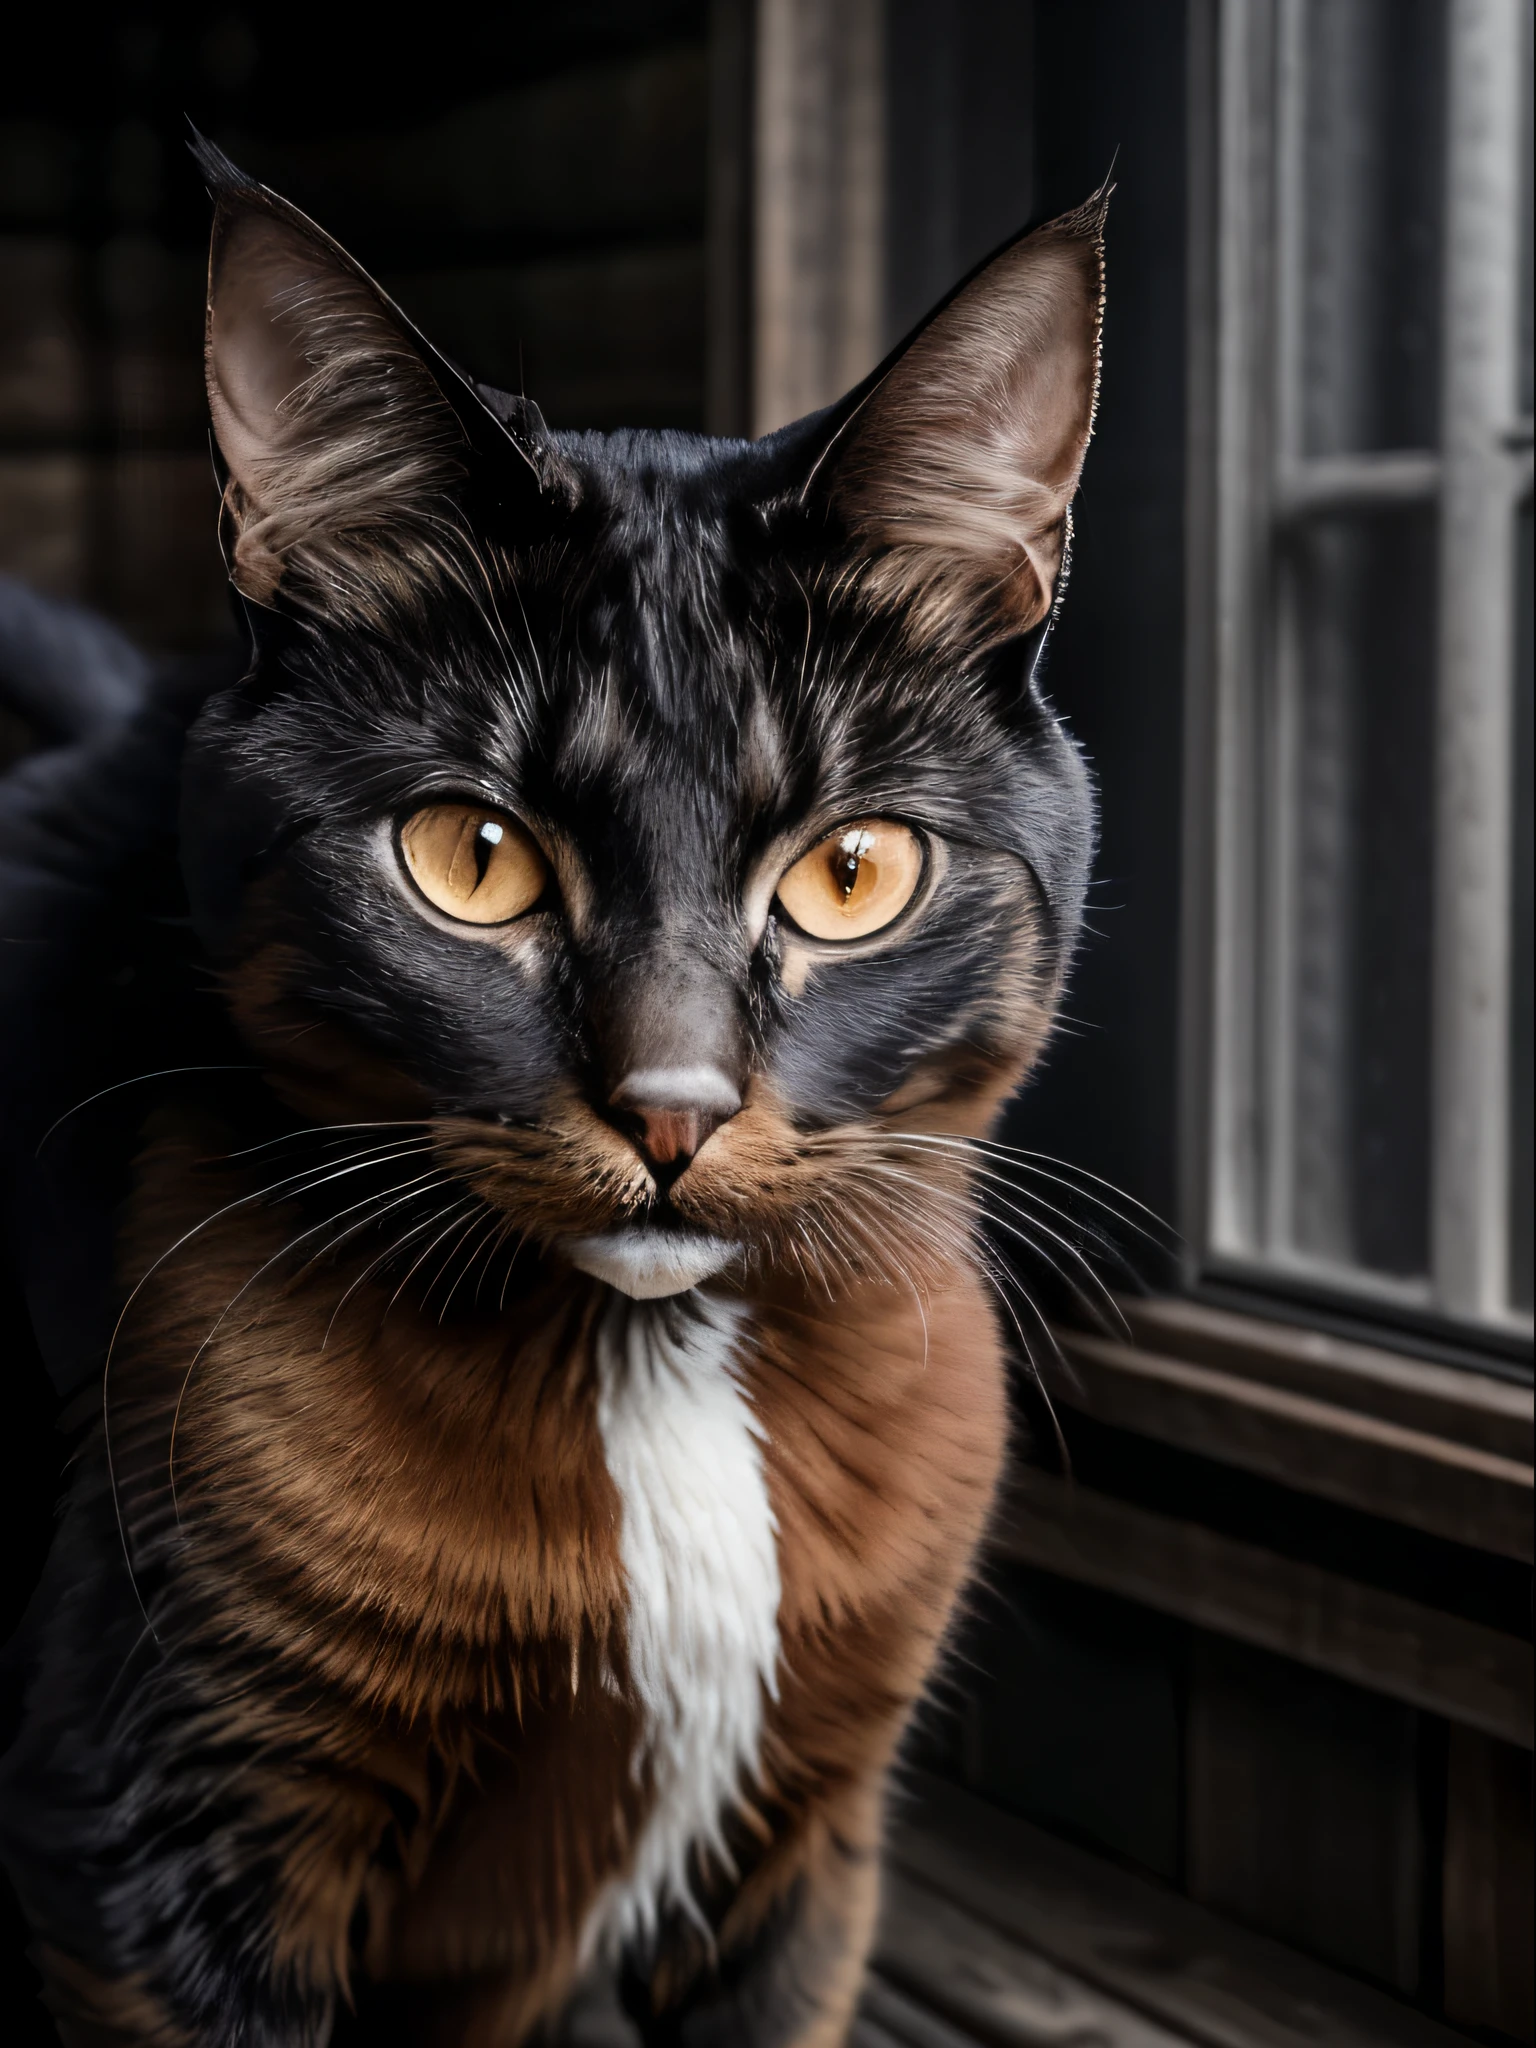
(829, 190), (1108, 647)
(198, 143), (469, 624)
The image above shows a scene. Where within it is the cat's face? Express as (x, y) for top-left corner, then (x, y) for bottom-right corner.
(183, 146), (1102, 1302)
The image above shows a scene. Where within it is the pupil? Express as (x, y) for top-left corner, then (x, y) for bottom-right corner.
(472, 818), (501, 883)
(832, 848), (862, 900)
(829, 828), (875, 904)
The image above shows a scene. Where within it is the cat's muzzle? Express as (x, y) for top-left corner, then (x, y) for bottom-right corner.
(563, 1227), (739, 1299)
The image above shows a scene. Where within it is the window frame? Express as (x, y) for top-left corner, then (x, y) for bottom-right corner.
(1183, 0), (1535, 1356)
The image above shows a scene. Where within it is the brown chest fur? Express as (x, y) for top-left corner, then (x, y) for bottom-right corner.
(107, 1113), (1006, 2026)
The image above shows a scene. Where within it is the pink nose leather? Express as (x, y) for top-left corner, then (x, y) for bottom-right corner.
(609, 1067), (742, 1175)
(632, 1105), (708, 1167)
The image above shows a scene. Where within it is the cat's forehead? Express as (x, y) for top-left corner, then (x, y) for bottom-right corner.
(510, 569), (978, 848)
(509, 444), (967, 749)
(478, 465), (848, 785)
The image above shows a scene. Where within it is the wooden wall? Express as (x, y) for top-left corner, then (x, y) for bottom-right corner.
(0, 3), (710, 654)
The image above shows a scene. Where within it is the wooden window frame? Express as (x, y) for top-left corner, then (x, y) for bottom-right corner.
(1182, 0), (1535, 1345)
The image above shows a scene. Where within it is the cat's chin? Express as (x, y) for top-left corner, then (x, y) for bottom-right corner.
(562, 1229), (740, 1300)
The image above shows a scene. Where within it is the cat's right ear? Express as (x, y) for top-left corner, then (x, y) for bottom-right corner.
(197, 139), (559, 625)
(803, 191), (1107, 652)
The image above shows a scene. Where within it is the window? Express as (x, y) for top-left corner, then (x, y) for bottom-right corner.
(1192, 0), (1534, 1339)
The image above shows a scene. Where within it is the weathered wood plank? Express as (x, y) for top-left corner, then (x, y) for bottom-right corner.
(1055, 1326), (1533, 1559)
(886, 1773), (1472, 2048)
(870, 1868), (1189, 2048)
(1185, 1638), (1423, 1991)
(1120, 1296), (1533, 1460)
(752, 0), (886, 431)
(1442, 1725), (1534, 2040)
(991, 1469), (1533, 1745)
(854, 1973), (983, 2048)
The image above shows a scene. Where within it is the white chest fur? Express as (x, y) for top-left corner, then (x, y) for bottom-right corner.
(580, 1290), (781, 1959)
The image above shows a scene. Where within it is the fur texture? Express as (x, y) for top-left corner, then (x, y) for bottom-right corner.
(0, 142), (1106, 2046)
(583, 1293), (779, 1961)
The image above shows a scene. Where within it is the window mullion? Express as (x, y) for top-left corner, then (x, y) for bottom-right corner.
(1431, 0), (1526, 1319)
(1274, 452), (1441, 521)
(1262, 0), (1314, 1266)
(1208, 0), (1279, 1262)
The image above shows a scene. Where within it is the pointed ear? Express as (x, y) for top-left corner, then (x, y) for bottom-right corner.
(825, 193), (1106, 646)
(198, 142), (515, 623)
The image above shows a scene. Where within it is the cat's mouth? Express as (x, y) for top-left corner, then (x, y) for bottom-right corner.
(561, 1223), (739, 1300)
(431, 1088), (976, 1306)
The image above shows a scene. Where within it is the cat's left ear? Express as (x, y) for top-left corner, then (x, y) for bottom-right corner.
(196, 138), (558, 623)
(817, 192), (1107, 647)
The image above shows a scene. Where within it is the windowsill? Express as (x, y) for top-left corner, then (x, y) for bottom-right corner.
(1182, 1268), (1535, 1383)
(857, 1772), (1473, 2048)
(993, 1296), (1534, 1746)
(1047, 1295), (1533, 1560)
(990, 1464), (1531, 1747)
(1122, 1296), (1532, 1449)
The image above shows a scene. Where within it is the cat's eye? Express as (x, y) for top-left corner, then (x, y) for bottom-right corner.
(398, 803), (547, 925)
(775, 819), (923, 941)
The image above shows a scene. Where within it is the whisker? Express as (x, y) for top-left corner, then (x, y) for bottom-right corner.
(972, 1186), (1131, 1335)
(35, 1065), (256, 1157)
(462, 1212), (522, 1313)
(961, 1139), (1176, 1239)
(800, 1205), (864, 1297)
(970, 1246), (1072, 1472)
(382, 1199), (483, 1326)
(108, 1136), (438, 1602)
(888, 1145), (1137, 1266)
(421, 1207), (496, 1321)
(218, 1116), (429, 1164)
(886, 1131), (1175, 1251)
(974, 1202), (1126, 1337)
(322, 1184), (467, 1347)
(497, 1230), (530, 1314)
(167, 1165), (457, 1516)
(828, 1167), (976, 1300)
(830, 1147), (1082, 1441)
(102, 1137), (436, 1639)
(285, 1174), (458, 1292)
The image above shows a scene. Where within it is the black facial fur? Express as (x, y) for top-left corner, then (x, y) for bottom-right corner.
(183, 143), (1102, 1172)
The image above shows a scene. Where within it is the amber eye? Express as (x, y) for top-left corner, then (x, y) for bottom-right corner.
(774, 819), (924, 941)
(398, 803), (547, 925)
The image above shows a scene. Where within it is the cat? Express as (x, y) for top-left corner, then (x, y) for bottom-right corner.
(0, 138), (1103, 2047)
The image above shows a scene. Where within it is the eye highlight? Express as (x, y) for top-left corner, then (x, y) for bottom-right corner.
(775, 819), (923, 941)
(398, 803), (547, 925)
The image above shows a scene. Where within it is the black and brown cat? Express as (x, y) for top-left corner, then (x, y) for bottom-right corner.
(0, 142), (1104, 2045)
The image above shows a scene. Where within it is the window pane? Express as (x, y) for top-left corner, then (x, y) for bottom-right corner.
(1511, 498), (1534, 1311)
(1287, 508), (1437, 1278)
(1520, 0), (1533, 419)
(1300, 0), (1446, 455)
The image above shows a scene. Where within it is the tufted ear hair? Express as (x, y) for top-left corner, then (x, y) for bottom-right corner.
(196, 138), (555, 626)
(822, 191), (1107, 648)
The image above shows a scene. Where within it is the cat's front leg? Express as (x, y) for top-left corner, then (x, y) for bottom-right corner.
(634, 1783), (885, 2048)
(22, 1809), (365, 2048)
(33, 1943), (329, 2048)
(8, 1645), (385, 2047)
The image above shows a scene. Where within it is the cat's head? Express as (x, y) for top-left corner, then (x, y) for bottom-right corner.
(181, 144), (1104, 1304)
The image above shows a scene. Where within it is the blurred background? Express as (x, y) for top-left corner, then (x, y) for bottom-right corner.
(0, 4), (1530, 2045)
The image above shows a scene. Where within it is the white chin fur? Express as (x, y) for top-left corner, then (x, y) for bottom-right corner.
(563, 1230), (739, 1299)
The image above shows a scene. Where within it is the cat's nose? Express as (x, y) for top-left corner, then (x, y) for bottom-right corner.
(609, 1066), (742, 1175)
